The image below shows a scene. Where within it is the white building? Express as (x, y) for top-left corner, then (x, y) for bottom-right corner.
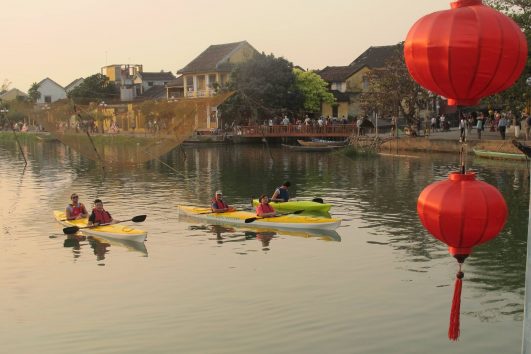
(64, 78), (84, 93)
(35, 78), (66, 104)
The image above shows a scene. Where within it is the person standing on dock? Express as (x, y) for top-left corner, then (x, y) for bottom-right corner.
(525, 113), (531, 140)
(459, 115), (466, 142)
(476, 112), (484, 140)
(498, 114), (508, 140)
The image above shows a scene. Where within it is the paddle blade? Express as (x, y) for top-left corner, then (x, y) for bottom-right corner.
(244, 217), (258, 223)
(63, 226), (80, 234)
(312, 198), (324, 204)
(132, 215), (147, 222)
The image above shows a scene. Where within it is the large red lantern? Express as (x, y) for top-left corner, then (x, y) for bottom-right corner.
(417, 172), (508, 340)
(404, 0), (527, 106)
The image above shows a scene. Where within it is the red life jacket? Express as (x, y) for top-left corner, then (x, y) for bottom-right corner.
(211, 198), (228, 211)
(256, 203), (275, 216)
(69, 203), (85, 218)
(92, 208), (112, 224)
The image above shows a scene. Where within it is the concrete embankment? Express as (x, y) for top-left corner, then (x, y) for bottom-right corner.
(379, 137), (523, 154)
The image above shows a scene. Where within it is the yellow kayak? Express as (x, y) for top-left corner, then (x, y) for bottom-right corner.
(178, 206), (341, 230)
(54, 211), (147, 243)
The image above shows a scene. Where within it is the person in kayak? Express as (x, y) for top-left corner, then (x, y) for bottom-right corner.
(271, 181), (291, 202)
(88, 199), (115, 226)
(211, 190), (234, 213)
(65, 193), (88, 220)
(256, 195), (276, 217)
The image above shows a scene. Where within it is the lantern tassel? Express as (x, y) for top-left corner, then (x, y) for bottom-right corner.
(449, 269), (464, 340)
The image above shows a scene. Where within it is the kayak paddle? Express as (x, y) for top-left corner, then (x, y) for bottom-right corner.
(62, 214), (147, 234)
(244, 210), (304, 223)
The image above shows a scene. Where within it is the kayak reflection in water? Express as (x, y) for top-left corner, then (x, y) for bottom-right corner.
(88, 199), (115, 226)
(271, 181), (290, 202)
(211, 190), (234, 213)
(255, 195), (276, 217)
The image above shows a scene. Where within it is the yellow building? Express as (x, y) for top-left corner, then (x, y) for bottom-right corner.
(166, 41), (258, 130)
(175, 41), (258, 99)
(317, 45), (399, 119)
(0, 88), (28, 102)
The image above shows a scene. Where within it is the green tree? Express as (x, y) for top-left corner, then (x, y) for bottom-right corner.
(294, 68), (335, 113)
(359, 44), (430, 126)
(68, 74), (119, 104)
(28, 82), (41, 103)
(1, 79), (11, 95)
(218, 53), (304, 123)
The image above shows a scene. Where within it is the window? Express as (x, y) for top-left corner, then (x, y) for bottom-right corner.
(208, 74), (216, 88)
(44, 95), (52, 103)
(148, 82), (154, 87)
(362, 76), (369, 90)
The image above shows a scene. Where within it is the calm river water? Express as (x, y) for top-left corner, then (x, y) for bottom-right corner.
(0, 138), (527, 354)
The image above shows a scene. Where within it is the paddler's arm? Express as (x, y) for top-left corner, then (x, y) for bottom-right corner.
(87, 212), (96, 226)
(271, 189), (281, 202)
(80, 203), (88, 218)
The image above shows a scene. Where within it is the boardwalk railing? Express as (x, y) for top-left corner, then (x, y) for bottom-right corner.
(233, 124), (357, 138)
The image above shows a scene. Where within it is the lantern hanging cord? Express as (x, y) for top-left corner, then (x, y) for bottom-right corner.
(459, 144), (468, 174)
(458, 107), (467, 174)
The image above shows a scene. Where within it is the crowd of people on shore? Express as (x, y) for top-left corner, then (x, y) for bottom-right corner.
(417, 110), (531, 141)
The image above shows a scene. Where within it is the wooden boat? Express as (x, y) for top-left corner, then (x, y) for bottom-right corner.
(178, 206), (341, 230)
(472, 148), (526, 161)
(54, 211), (147, 243)
(282, 144), (342, 152)
(512, 139), (531, 158)
(297, 139), (348, 147)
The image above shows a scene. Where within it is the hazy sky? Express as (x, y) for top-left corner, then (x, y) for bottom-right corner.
(1, 0), (453, 91)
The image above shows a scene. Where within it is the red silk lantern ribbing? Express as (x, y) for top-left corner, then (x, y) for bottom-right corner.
(404, 0), (527, 106)
(417, 172), (507, 255)
(417, 172), (508, 340)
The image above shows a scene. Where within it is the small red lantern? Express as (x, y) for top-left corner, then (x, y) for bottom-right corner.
(404, 0), (527, 106)
(417, 172), (508, 340)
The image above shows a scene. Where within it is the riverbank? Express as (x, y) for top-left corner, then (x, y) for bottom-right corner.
(379, 127), (527, 155)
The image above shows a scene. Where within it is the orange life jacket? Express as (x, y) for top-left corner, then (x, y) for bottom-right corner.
(92, 208), (112, 224)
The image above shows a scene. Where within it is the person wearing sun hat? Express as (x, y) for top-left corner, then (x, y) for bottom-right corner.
(211, 190), (234, 213)
(65, 193), (88, 220)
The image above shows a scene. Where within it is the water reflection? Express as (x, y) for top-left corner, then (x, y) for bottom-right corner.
(1, 138), (527, 352)
(53, 233), (148, 262)
(188, 223), (340, 251)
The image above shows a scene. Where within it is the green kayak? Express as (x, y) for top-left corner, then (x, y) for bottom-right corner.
(251, 199), (331, 212)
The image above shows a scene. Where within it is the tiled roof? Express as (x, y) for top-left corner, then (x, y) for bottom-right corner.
(37, 77), (65, 89)
(349, 45), (400, 70)
(178, 41), (254, 74)
(316, 66), (359, 82)
(166, 75), (184, 88)
(0, 88), (28, 100)
(135, 86), (166, 101)
(64, 78), (84, 91)
(137, 71), (175, 81)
